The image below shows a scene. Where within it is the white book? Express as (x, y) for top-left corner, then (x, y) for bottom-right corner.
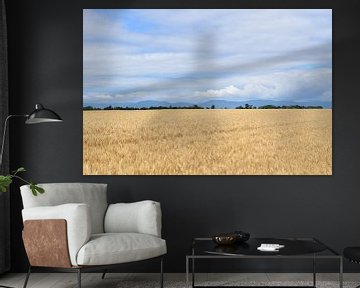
(257, 243), (285, 251)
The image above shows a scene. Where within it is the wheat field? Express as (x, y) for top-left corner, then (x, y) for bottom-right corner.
(83, 109), (332, 175)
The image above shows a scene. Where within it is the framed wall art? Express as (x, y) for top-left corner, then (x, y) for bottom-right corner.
(83, 9), (332, 175)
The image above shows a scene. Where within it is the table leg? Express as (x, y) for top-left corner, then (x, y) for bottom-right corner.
(339, 257), (343, 288)
(313, 254), (316, 287)
(186, 257), (189, 288)
(192, 257), (195, 288)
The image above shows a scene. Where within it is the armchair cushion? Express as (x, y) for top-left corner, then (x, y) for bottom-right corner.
(22, 203), (91, 266)
(20, 183), (108, 234)
(76, 233), (167, 266)
(104, 200), (162, 237)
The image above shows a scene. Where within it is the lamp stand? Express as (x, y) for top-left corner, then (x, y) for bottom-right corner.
(0, 114), (28, 168)
(0, 105), (62, 287)
(0, 116), (26, 288)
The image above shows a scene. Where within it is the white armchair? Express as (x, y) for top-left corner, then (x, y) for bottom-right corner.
(20, 183), (166, 288)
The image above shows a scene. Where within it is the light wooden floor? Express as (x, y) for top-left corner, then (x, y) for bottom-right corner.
(0, 273), (359, 288)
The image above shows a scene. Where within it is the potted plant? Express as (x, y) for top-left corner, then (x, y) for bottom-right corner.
(0, 167), (44, 196)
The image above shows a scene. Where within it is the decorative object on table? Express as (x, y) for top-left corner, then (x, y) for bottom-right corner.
(257, 243), (285, 252)
(0, 103), (63, 195)
(212, 230), (250, 245)
(233, 230), (250, 242)
(212, 233), (238, 245)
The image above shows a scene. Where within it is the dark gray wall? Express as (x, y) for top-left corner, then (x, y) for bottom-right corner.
(5, 0), (360, 273)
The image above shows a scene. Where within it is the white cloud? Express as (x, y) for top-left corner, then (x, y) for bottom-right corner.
(194, 85), (241, 98)
(83, 94), (113, 102)
(192, 68), (331, 103)
(83, 9), (332, 105)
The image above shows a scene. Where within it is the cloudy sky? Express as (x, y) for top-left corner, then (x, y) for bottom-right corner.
(83, 9), (332, 106)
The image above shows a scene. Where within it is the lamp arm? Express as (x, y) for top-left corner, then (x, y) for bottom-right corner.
(0, 114), (28, 169)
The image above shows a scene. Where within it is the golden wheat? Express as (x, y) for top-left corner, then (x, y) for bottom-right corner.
(83, 109), (332, 175)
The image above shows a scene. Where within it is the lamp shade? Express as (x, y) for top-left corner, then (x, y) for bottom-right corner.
(25, 104), (63, 124)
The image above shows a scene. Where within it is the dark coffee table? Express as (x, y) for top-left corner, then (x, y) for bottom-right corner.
(186, 237), (342, 288)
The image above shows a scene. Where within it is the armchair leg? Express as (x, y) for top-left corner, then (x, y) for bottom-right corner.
(77, 269), (81, 288)
(160, 257), (164, 288)
(101, 270), (107, 279)
(23, 266), (31, 288)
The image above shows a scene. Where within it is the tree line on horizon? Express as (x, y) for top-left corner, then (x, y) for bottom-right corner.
(83, 104), (324, 111)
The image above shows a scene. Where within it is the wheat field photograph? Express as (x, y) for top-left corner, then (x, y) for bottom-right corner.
(83, 109), (331, 175)
(83, 9), (332, 175)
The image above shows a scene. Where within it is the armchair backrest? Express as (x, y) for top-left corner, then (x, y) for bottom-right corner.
(20, 183), (108, 234)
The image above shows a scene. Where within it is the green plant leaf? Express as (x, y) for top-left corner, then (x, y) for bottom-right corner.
(35, 185), (45, 194)
(30, 182), (44, 196)
(0, 167), (44, 197)
(30, 182), (38, 196)
(15, 167), (26, 173)
(0, 175), (13, 192)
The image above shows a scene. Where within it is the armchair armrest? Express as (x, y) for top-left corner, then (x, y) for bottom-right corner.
(22, 203), (91, 266)
(104, 200), (162, 237)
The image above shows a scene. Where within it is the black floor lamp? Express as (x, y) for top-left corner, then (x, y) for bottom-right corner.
(0, 103), (63, 167)
(0, 103), (62, 288)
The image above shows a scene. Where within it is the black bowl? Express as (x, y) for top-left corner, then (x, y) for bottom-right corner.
(212, 231), (250, 246)
(212, 234), (237, 245)
(233, 230), (250, 242)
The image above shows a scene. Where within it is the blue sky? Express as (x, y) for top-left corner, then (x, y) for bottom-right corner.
(83, 9), (332, 106)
